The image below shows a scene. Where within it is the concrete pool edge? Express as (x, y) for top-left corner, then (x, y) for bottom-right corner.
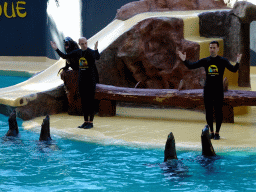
(22, 106), (256, 153)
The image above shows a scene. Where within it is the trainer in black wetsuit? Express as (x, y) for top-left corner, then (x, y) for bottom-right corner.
(51, 37), (100, 129)
(178, 41), (242, 140)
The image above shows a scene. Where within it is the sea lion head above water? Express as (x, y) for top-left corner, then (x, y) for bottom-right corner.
(164, 132), (178, 162)
(39, 115), (52, 141)
(6, 110), (19, 137)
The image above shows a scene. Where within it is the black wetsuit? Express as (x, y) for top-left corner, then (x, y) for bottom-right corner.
(184, 56), (239, 133)
(56, 48), (100, 121)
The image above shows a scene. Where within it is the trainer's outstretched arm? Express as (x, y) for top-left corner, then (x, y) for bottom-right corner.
(50, 41), (58, 50)
(177, 51), (186, 61)
(236, 54), (242, 63)
(94, 41), (98, 50)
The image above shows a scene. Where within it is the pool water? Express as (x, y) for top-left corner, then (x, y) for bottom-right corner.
(2, 118), (256, 191)
(0, 75), (29, 88)
(1, 76), (256, 191)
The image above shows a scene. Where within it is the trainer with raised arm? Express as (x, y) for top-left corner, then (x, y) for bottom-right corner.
(177, 41), (242, 140)
(51, 37), (100, 129)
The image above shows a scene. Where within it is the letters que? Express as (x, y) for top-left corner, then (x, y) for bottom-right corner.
(0, 1), (27, 18)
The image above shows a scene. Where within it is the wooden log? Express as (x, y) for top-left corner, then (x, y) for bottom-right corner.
(95, 84), (256, 123)
(95, 84), (256, 108)
(95, 85), (205, 108)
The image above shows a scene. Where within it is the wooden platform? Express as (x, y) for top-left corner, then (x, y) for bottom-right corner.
(95, 84), (256, 123)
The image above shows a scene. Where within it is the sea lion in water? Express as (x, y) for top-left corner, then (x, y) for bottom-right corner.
(201, 125), (216, 156)
(37, 115), (60, 151)
(39, 115), (52, 141)
(161, 132), (190, 180)
(6, 110), (19, 137)
(164, 132), (178, 162)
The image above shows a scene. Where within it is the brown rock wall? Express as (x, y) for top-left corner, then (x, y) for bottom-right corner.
(97, 17), (205, 90)
(199, 10), (241, 62)
(115, 0), (228, 20)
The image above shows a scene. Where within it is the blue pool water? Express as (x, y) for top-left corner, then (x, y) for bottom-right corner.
(0, 75), (29, 88)
(1, 76), (256, 191)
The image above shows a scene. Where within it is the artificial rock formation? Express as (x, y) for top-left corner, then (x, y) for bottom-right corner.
(115, 0), (227, 20)
(0, 84), (68, 121)
(198, 10), (242, 82)
(231, 1), (256, 87)
(97, 17), (205, 90)
(199, 1), (256, 87)
(16, 85), (67, 120)
(232, 1), (256, 23)
(96, 0), (230, 90)
(97, 1), (255, 89)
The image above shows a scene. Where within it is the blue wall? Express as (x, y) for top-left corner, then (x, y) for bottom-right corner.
(0, 0), (133, 59)
(0, 0), (48, 57)
(81, 0), (132, 39)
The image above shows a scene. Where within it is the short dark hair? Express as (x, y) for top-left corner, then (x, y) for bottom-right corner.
(210, 41), (219, 47)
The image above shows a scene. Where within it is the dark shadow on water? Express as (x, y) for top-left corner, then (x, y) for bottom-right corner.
(160, 160), (191, 181)
(145, 159), (191, 182)
(1, 134), (23, 145)
(196, 155), (222, 174)
(36, 140), (60, 153)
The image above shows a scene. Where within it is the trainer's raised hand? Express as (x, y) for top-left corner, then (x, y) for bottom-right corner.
(94, 41), (98, 50)
(50, 41), (58, 50)
(177, 51), (186, 61)
(236, 53), (242, 63)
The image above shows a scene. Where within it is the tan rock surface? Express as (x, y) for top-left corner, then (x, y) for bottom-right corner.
(115, 0), (228, 20)
(97, 17), (205, 90)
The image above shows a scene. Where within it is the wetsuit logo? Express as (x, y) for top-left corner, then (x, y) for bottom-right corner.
(79, 57), (88, 69)
(208, 65), (219, 76)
